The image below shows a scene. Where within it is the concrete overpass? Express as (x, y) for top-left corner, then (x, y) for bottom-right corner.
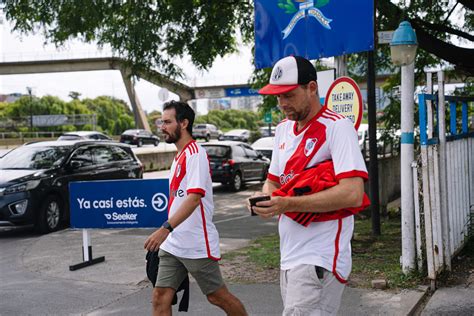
(0, 57), (195, 131)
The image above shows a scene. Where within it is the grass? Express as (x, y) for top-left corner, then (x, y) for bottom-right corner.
(223, 215), (427, 289)
(351, 216), (425, 289)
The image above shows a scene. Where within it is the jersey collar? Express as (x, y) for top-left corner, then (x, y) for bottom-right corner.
(293, 106), (326, 136)
(175, 140), (196, 161)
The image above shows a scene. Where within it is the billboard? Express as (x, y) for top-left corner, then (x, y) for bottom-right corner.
(70, 179), (169, 229)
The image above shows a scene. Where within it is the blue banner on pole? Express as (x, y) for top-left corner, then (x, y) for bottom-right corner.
(70, 179), (169, 229)
(254, 0), (374, 69)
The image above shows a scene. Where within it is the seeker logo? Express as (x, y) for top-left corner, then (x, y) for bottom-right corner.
(104, 213), (112, 220)
(278, 0), (332, 39)
(304, 138), (318, 156)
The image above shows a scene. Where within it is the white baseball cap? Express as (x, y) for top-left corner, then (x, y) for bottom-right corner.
(259, 56), (317, 95)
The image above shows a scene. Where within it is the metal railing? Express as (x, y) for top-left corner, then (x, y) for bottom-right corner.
(417, 91), (473, 282)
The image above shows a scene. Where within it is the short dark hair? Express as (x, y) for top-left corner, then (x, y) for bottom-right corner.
(163, 100), (195, 135)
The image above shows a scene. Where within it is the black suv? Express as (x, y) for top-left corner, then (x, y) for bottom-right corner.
(0, 141), (143, 233)
(202, 141), (270, 191)
(120, 129), (160, 147)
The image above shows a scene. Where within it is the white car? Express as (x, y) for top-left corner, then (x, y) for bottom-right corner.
(251, 136), (274, 160)
(220, 129), (251, 142)
(57, 131), (112, 141)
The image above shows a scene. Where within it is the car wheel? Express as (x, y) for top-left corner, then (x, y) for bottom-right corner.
(138, 139), (143, 147)
(154, 140), (159, 146)
(230, 172), (242, 191)
(36, 195), (63, 234)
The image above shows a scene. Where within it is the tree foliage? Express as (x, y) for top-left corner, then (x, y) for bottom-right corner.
(0, 95), (135, 134)
(3, 1), (253, 77)
(3, 1), (471, 77)
(195, 109), (262, 131)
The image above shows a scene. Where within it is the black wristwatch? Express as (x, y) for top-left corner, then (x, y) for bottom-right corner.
(162, 221), (174, 233)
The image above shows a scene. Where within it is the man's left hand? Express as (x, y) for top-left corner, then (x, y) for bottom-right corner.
(144, 228), (169, 252)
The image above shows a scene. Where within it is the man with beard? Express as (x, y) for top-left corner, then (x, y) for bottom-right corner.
(145, 100), (247, 316)
(249, 56), (368, 315)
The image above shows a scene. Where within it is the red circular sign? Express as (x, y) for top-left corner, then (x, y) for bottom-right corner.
(324, 76), (363, 130)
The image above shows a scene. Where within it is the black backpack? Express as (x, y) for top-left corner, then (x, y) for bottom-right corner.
(146, 251), (190, 312)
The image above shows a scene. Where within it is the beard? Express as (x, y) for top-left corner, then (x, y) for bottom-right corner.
(282, 105), (311, 122)
(164, 126), (182, 144)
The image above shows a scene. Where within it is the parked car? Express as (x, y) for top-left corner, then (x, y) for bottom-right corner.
(57, 131), (112, 141)
(220, 129), (251, 142)
(251, 137), (275, 160)
(259, 126), (276, 137)
(202, 141), (270, 191)
(0, 140), (143, 233)
(193, 124), (220, 141)
(120, 129), (160, 147)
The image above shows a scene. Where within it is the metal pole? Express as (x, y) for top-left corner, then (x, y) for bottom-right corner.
(367, 50), (381, 236)
(26, 87), (33, 133)
(401, 62), (416, 273)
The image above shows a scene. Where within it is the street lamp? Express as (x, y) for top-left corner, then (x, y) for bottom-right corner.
(26, 86), (33, 133)
(390, 21), (418, 66)
(390, 21), (418, 274)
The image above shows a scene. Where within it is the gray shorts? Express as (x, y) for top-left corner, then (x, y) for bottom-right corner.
(280, 264), (345, 315)
(156, 249), (224, 295)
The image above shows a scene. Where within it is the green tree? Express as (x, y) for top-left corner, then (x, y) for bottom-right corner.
(68, 91), (81, 100)
(4, 1), (471, 76)
(0, 95), (135, 134)
(3, 1), (253, 77)
(82, 96), (135, 135)
(195, 109), (262, 131)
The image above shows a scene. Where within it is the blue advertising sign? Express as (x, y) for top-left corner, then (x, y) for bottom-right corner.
(254, 0), (374, 69)
(225, 87), (260, 97)
(70, 179), (169, 229)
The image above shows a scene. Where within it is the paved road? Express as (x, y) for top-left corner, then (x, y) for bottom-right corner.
(0, 181), (279, 315)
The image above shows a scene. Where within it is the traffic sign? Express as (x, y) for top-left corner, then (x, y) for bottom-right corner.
(264, 112), (272, 123)
(324, 77), (363, 130)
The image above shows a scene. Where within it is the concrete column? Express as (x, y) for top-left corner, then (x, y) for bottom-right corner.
(335, 55), (348, 77)
(120, 69), (151, 131)
(401, 61), (416, 273)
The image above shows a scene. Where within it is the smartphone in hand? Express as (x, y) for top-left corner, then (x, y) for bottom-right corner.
(249, 195), (271, 216)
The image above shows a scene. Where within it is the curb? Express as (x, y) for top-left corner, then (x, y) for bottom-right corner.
(407, 285), (431, 315)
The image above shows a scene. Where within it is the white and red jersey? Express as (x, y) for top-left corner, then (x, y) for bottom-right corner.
(268, 106), (368, 282)
(160, 140), (220, 260)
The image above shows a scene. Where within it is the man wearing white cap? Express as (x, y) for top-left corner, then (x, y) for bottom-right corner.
(250, 56), (369, 315)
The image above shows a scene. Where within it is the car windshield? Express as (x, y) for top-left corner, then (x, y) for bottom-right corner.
(0, 146), (70, 170)
(203, 146), (230, 158)
(194, 125), (206, 129)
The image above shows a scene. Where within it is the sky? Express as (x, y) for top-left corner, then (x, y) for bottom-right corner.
(0, 13), (255, 113)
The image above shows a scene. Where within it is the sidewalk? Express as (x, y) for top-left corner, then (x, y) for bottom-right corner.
(22, 228), (432, 315)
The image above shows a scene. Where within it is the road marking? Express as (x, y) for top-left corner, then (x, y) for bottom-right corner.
(214, 215), (250, 224)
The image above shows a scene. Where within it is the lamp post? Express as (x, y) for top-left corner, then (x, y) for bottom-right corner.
(26, 86), (33, 133)
(390, 21), (418, 274)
